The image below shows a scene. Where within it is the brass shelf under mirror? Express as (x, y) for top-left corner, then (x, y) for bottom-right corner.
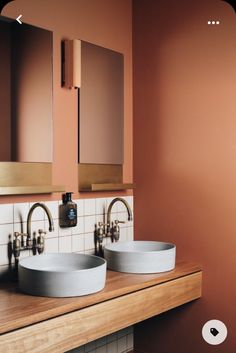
(0, 162), (65, 196)
(0, 185), (65, 196)
(78, 163), (134, 192)
(81, 183), (135, 192)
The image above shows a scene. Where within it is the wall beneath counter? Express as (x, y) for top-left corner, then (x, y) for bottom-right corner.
(2, 0), (133, 203)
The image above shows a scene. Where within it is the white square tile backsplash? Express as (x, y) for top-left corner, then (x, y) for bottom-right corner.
(13, 202), (30, 223)
(0, 244), (8, 266)
(59, 235), (72, 253)
(0, 224), (13, 245)
(45, 237), (59, 253)
(76, 199), (84, 217)
(84, 233), (95, 251)
(0, 204), (13, 224)
(71, 216), (84, 235)
(0, 195), (134, 353)
(119, 227), (127, 242)
(45, 201), (59, 219)
(84, 215), (96, 233)
(95, 198), (106, 215)
(72, 234), (84, 252)
(0, 195), (133, 267)
(127, 227), (134, 241)
(59, 225), (72, 237)
(84, 199), (96, 216)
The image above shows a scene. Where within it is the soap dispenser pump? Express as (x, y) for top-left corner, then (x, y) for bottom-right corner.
(59, 192), (77, 228)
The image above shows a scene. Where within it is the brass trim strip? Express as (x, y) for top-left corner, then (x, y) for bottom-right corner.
(79, 163), (122, 191)
(0, 162), (51, 186)
(0, 185), (65, 196)
(78, 163), (134, 192)
(85, 183), (135, 192)
(0, 162), (65, 195)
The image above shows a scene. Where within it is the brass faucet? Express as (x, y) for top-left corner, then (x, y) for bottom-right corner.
(27, 202), (54, 238)
(12, 202), (54, 269)
(95, 198), (133, 255)
(107, 197), (133, 224)
(107, 197), (132, 242)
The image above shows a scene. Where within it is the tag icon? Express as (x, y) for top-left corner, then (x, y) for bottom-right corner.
(202, 320), (227, 345)
(210, 328), (219, 337)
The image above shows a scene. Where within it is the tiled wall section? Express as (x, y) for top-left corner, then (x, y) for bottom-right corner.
(0, 196), (134, 353)
(0, 196), (134, 266)
(67, 326), (133, 353)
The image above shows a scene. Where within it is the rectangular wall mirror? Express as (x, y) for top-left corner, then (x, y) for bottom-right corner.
(79, 40), (124, 165)
(64, 39), (134, 191)
(0, 15), (53, 162)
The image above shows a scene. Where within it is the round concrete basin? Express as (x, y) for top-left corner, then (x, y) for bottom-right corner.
(104, 241), (176, 274)
(18, 253), (107, 297)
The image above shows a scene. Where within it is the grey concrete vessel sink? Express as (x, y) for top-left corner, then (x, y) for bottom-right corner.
(104, 241), (176, 274)
(18, 253), (107, 297)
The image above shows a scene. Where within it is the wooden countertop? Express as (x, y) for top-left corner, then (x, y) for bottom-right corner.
(0, 261), (201, 335)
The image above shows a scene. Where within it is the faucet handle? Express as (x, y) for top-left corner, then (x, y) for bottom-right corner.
(14, 231), (20, 238)
(38, 229), (47, 235)
(111, 221), (122, 242)
(13, 232), (21, 259)
(98, 222), (109, 227)
(14, 231), (25, 238)
(37, 229), (46, 254)
(114, 220), (125, 225)
(14, 232), (26, 247)
(13, 232), (21, 245)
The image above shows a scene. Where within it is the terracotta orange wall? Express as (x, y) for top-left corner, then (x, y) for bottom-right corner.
(0, 21), (11, 161)
(1, 0), (132, 203)
(133, 0), (236, 352)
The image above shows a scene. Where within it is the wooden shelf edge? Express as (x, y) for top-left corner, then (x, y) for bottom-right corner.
(79, 183), (135, 192)
(0, 272), (202, 353)
(0, 185), (65, 195)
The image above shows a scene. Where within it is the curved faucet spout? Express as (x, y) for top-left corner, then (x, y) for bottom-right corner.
(27, 203), (54, 237)
(107, 197), (132, 224)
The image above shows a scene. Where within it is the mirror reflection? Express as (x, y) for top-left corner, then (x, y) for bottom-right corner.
(79, 41), (124, 165)
(0, 16), (53, 162)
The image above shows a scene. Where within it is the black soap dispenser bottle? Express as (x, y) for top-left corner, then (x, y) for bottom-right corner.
(59, 192), (77, 227)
